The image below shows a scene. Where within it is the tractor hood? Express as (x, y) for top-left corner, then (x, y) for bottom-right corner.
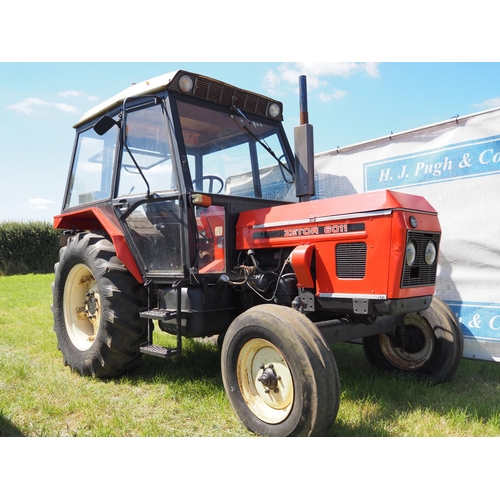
(235, 189), (438, 250)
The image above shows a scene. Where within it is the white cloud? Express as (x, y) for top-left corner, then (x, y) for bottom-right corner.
(53, 103), (80, 113)
(276, 62), (379, 86)
(319, 89), (348, 103)
(293, 62), (377, 82)
(58, 90), (99, 101)
(363, 62), (380, 78)
(263, 68), (283, 95)
(7, 97), (50, 115)
(263, 62), (379, 101)
(473, 97), (500, 110)
(7, 97), (80, 115)
(7, 88), (98, 116)
(28, 198), (56, 211)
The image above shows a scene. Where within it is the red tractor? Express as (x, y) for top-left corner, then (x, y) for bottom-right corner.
(52, 70), (463, 436)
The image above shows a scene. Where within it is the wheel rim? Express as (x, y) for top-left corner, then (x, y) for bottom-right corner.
(379, 315), (435, 370)
(236, 338), (294, 424)
(63, 263), (101, 351)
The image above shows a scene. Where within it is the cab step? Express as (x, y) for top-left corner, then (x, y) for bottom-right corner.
(140, 343), (180, 358)
(139, 308), (176, 320)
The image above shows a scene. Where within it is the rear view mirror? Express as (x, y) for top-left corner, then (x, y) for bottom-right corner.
(93, 115), (120, 136)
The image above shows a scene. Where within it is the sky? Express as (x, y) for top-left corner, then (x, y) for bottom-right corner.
(3, 61), (500, 223)
(1, 3), (499, 224)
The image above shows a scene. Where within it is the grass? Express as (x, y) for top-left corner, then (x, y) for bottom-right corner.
(1, 273), (500, 437)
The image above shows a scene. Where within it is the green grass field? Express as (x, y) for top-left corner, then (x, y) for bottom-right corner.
(1, 273), (500, 437)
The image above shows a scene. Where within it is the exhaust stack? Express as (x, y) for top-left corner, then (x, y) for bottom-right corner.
(294, 75), (315, 201)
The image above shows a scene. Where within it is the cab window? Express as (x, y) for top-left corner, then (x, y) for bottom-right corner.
(64, 121), (117, 209)
(117, 104), (176, 197)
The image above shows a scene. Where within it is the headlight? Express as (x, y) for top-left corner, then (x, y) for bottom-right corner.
(179, 74), (194, 93)
(425, 241), (437, 265)
(406, 240), (417, 266)
(268, 102), (281, 118)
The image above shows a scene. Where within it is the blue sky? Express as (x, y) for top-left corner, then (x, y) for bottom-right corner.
(1, 2), (499, 223)
(2, 61), (500, 223)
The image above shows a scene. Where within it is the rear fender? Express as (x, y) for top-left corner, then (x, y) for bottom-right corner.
(54, 207), (143, 284)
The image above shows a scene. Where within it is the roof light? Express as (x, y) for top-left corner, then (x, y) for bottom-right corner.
(268, 102), (280, 118)
(179, 74), (194, 93)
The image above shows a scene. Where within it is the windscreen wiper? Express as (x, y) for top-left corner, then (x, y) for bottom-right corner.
(232, 106), (294, 182)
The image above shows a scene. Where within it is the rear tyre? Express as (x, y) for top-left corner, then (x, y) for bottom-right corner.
(221, 304), (340, 437)
(363, 296), (463, 383)
(52, 232), (148, 378)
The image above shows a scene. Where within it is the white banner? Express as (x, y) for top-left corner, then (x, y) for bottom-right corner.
(314, 107), (500, 362)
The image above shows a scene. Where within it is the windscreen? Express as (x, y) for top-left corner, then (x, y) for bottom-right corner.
(177, 100), (294, 200)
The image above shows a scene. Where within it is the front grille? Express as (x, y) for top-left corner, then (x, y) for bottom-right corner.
(401, 231), (440, 288)
(336, 243), (367, 279)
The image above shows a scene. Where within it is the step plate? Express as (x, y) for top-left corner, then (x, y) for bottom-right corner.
(139, 309), (176, 320)
(140, 344), (179, 359)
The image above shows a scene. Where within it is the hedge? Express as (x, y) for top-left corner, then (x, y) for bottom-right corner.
(0, 222), (60, 276)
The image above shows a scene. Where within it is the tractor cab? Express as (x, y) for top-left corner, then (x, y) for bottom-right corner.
(58, 71), (295, 282)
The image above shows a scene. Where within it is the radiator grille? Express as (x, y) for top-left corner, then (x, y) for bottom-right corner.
(401, 231), (440, 288)
(336, 243), (367, 279)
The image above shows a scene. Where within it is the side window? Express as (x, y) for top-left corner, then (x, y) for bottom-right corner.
(124, 199), (183, 274)
(117, 104), (175, 197)
(64, 122), (117, 209)
(196, 205), (225, 273)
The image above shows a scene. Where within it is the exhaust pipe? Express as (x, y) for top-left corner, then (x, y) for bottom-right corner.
(299, 75), (309, 125)
(294, 75), (315, 201)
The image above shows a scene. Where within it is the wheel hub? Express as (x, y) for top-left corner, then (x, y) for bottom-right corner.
(380, 315), (434, 370)
(84, 291), (99, 320)
(64, 264), (101, 351)
(393, 325), (426, 353)
(258, 364), (281, 393)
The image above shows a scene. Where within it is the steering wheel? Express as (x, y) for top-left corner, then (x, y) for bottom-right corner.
(193, 175), (224, 194)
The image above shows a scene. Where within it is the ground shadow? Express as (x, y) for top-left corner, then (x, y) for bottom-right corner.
(326, 342), (500, 437)
(120, 338), (224, 387)
(0, 414), (25, 437)
(100, 336), (500, 437)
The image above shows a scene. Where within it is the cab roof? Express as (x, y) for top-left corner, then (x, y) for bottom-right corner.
(74, 71), (179, 128)
(74, 70), (283, 129)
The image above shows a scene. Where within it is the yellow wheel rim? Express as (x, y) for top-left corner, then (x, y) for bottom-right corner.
(236, 338), (294, 424)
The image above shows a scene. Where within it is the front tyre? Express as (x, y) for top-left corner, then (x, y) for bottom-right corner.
(52, 232), (148, 378)
(221, 304), (340, 437)
(363, 296), (463, 384)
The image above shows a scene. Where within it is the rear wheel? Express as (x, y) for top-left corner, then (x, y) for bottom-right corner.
(363, 296), (463, 383)
(52, 232), (148, 378)
(221, 304), (340, 437)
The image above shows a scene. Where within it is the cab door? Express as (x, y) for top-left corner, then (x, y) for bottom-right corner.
(114, 99), (188, 280)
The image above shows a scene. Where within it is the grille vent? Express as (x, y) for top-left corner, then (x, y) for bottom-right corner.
(169, 73), (281, 120)
(336, 243), (367, 279)
(401, 231), (440, 288)
(194, 78), (271, 117)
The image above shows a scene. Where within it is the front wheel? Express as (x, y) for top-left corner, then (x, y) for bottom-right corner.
(221, 304), (340, 437)
(52, 232), (148, 378)
(363, 296), (463, 384)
